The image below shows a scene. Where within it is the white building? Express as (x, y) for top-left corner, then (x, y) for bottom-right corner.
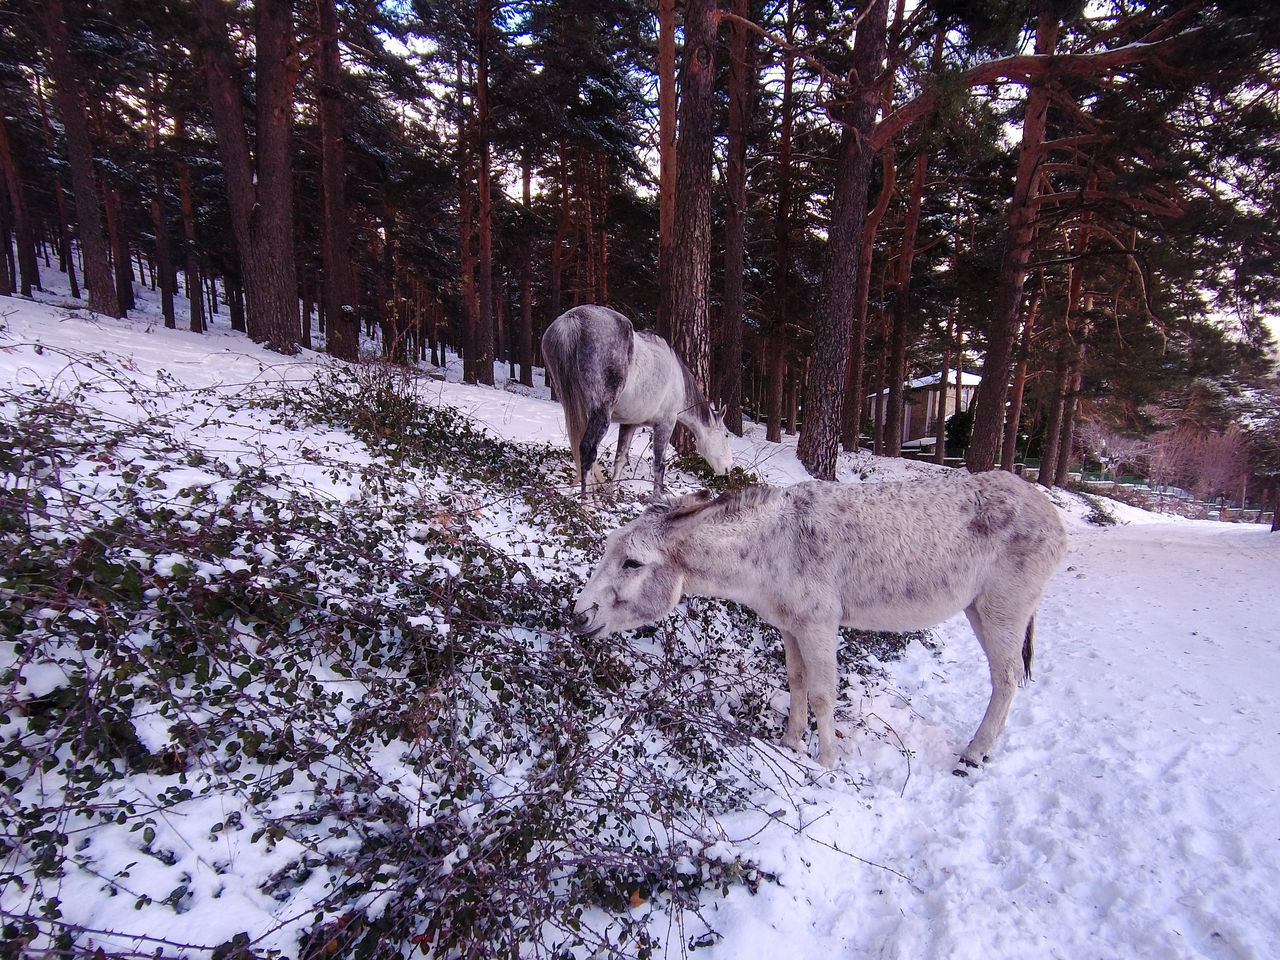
(867, 370), (982, 448)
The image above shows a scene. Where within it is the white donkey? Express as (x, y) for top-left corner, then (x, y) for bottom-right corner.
(570, 471), (1067, 771)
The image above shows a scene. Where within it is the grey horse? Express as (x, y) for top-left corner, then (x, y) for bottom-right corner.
(570, 471), (1067, 771)
(541, 304), (733, 497)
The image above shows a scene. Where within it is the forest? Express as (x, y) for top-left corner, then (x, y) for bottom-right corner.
(6, 3), (1280, 956)
(2, 0), (1279, 502)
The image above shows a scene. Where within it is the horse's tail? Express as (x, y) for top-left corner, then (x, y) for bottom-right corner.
(542, 313), (591, 482)
(1021, 616), (1036, 686)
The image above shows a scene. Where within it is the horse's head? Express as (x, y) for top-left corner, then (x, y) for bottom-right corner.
(697, 405), (734, 476)
(569, 491), (715, 638)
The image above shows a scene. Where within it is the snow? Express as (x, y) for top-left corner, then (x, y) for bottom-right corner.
(3, 276), (1279, 959)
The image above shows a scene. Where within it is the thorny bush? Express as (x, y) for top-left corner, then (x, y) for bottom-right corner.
(1, 357), (916, 959)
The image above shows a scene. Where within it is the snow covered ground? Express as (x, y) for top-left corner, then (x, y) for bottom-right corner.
(2, 280), (1278, 959)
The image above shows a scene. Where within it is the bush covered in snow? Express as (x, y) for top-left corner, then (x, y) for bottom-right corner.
(1, 359), (914, 959)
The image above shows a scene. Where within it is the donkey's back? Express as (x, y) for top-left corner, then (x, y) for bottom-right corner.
(770, 471), (1065, 635)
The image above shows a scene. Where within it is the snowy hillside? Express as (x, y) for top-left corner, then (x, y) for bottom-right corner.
(2, 285), (1279, 960)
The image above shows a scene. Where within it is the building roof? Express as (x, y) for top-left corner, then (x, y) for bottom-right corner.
(868, 370), (982, 397)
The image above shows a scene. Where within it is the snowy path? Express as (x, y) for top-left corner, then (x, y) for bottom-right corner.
(698, 520), (1280, 960)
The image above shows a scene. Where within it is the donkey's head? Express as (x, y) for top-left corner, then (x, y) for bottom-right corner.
(695, 406), (734, 477)
(570, 491), (715, 638)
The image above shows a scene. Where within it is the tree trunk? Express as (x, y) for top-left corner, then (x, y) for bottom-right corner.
(302, 279), (315, 349)
(173, 112), (204, 334)
(39, 0), (118, 316)
(871, 332), (887, 454)
(549, 141), (569, 324)
(767, 6), (796, 445)
(1053, 355), (1083, 487)
(150, 175), (175, 328)
(967, 4), (1061, 472)
(1039, 348), (1069, 488)
(518, 150), (535, 387)
(655, 0), (676, 339)
(455, 53), (478, 381)
(317, 0), (358, 362)
(102, 183), (135, 314)
(0, 116), (40, 297)
(668, 0), (717, 412)
(227, 273), (246, 335)
(766, 328), (787, 445)
(194, 0), (301, 354)
(577, 147), (596, 302)
(882, 29), (940, 458)
(34, 80), (79, 298)
(53, 185), (79, 299)
(841, 141), (896, 452)
(935, 315), (953, 465)
(380, 204), (407, 365)
(0, 212), (11, 296)
(796, 0), (890, 480)
(144, 76), (176, 328)
(475, 0), (495, 385)
(882, 149), (930, 458)
(719, 0), (757, 435)
(1001, 285), (1041, 471)
(595, 150), (609, 306)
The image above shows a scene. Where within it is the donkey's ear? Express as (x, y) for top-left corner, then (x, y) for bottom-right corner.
(713, 403), (726, 424)
(664, 489), (717, 525)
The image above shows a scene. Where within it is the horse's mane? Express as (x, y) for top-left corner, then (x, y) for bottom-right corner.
(676, 357), (717, 427)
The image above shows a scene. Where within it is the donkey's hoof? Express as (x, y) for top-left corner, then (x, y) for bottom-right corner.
(780, 734), (807, 755)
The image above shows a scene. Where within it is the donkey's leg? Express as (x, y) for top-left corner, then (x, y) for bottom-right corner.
(779, 632), (810, 755)
(959, 601), (1028, 769)
(650, 419), (675, 496)
(782, 628), (839, 766)
(611, 423), (638, 485)
(805, 632), (841, 767)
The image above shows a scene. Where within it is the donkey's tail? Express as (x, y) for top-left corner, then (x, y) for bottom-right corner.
(541, 316), (590, 480)
(1021, 617), (1036, 686)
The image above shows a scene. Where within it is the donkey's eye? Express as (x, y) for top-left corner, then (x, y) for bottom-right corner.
(622, 558), (644, 570)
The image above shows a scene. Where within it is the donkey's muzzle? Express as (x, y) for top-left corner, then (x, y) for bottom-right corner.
(569, 603), (601, 636)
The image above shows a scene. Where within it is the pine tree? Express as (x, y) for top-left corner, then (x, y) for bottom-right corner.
(668, 0), (718, 412)
(193, 0), (301, 354)
(37, 0), (119, 316)
(796, 0), (890, 480)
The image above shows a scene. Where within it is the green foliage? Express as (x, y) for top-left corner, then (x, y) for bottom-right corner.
(0, 361), (915, 959)
(1068, 490), (1119, 527)
(668, 454), (760, 495)
(945, 406), (974, 453)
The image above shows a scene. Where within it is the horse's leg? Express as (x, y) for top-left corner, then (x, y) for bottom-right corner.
(650, 418), (675, 496)
(958, 601), (1027, 770)
(779, 631), (810, 756)
(611, 423), (638, 486)
(580, 405), (612, 496)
